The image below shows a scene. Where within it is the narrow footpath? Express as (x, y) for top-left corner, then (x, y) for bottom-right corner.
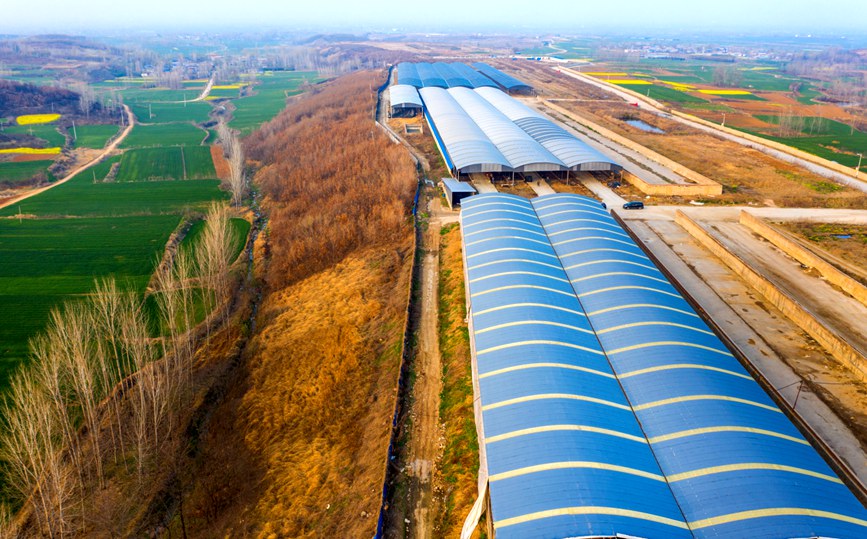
(401, 193), (445, 539)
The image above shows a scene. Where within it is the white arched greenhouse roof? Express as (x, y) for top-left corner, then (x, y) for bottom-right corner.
(448, 87), (564, 172)
(419, 87), (511, 173)
(388, 84), (422, 108)
(475, 86), (618, 171)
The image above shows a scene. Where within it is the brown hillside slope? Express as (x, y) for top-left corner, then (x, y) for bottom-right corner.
(178, 70), (418, 536)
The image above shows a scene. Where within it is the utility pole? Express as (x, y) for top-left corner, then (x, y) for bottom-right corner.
(72, 120), (77, 142)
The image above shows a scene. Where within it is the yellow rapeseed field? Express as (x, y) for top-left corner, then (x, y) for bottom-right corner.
(16, 113), (61, 125)
(698, 89), (754, 95)
(211, 84), (245, 90)
(660, 80), (697, 90)
(608, 79), (652, 85)
(0, 147), (61, 154)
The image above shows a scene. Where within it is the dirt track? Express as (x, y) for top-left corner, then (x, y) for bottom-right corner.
(0, 104), (135, 211)
(401, 194), (446, 539)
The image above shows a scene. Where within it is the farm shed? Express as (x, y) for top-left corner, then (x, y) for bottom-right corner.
(419, 86), (511, 174)
(447, 87), (564, 172)
(471, 62), (534, 94)
(419, 85), (618, 177)
(459, 192), (867, 539)
(388, 84), (423, 117)
(475, 86), (619, 172)
(440, 177), (476, 209)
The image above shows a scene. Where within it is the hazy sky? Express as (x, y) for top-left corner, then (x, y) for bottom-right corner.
(2, 0), (866, 34)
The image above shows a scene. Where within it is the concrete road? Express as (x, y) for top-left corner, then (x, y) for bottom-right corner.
(619, 205), (867, 224)
(469, 174), (498, 194)
(529, 179), (556, 196)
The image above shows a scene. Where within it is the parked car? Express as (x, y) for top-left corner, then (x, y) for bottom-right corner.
(622, 201), (645, 210)
(600, 202), (607, 209)
(607, 181), (622, 189)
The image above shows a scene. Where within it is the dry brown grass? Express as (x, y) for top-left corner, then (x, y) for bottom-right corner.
(434, 224), (480, 538)
(778, 222), (867, 277)
(183, 245), (411, 537)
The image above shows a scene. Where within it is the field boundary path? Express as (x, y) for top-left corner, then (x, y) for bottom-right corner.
(401, 193), (445, 539)
(0, 104), (135, 211)
(553, 66), (867, 193)
(168, 74), (216, 104)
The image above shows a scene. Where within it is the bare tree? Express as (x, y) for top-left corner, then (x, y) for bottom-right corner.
(90, 279), (128, 467)
(198, 202), (235, 322)
(217, 122), (247, 205)
(1, 369), (72, 538)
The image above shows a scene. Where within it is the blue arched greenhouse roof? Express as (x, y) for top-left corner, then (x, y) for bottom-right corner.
(460, 192), (867, 539)
(461, 194), (691, 539)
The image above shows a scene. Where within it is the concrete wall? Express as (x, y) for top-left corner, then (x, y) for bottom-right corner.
(621, 170), (723, 197)
(740, 211), (867, 308)
(675, 210), (867, 382)
(541, 99), (722, 196)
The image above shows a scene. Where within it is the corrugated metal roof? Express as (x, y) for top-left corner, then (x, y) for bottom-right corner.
(416, 62), (448, 88)
(450, 62), (499, 88)
(388, 84), (422, 108)
(397, 62), (422, 88)
(419, 87), (511, 173)
(475, 87), (618, 171)
(448, 87), (564, 172)
(471, 62), (533, 91)
(461, 194), (692, 539)
(432, 62), (473, 88)
(442, 178), (476, 194)
(530, 193), (867, 539)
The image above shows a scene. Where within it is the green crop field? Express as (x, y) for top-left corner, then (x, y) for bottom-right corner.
(117, 147), (185, 180)
(1, 171), (222, 218)
(116, 146), (215, 181)
(0, 214), (180, 382)
(230, 71), (319, 133)
(72, 124), (121, 148)
(617, 83), (708, 104)
(130, 101), (212, 124)
(744, 116), (867, 169)
(181, 146), (218, 178)
(208, 87), (244, 99)
(705, 92), (766, 101)
(121, 122), (207, 148)
(0, 160), (55, 185)
(3, 124), (67, 148)
(116, 88), (203, 103)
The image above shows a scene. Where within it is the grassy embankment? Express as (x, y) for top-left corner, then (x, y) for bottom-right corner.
(435, 223), (482, 538)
